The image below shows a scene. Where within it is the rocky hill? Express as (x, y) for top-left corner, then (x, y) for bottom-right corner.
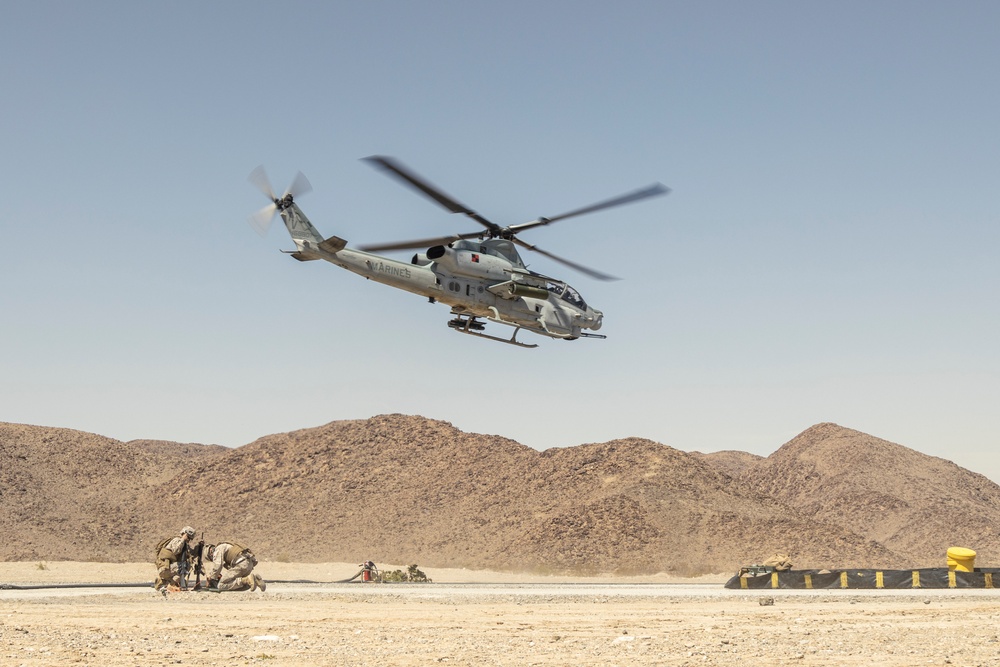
(736, 422), (1000, 567)
(1, 417), (997, 573)
(690, 450), (764, 477)
(0, 423), (218, 561)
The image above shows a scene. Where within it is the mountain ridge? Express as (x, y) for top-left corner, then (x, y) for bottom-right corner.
(2, 417), (996, 573)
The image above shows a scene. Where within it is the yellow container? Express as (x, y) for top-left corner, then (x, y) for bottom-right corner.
(947, 547), (976, 572)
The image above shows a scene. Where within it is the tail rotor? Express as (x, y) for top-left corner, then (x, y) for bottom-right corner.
(247, 166), (313, 237)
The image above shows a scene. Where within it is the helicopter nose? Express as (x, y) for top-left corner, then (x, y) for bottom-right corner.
(589, 309), (603, 331)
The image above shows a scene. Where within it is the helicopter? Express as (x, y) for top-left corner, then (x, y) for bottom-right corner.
(248, 157), (668, 348)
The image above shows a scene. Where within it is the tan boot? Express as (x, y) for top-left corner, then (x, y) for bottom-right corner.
(253, 574), (266, 592)
(245, 575), (258, 591)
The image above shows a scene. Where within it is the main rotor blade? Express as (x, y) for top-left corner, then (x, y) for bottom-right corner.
(512, 238), (620, 282)
(509, 183), (670, 233)
(363, 155), (500, 233)
(248, 165), (276, 201)
(358, 231), (484, 253)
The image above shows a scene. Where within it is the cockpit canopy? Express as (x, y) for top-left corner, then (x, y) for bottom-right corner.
(546, 281), (587, 309)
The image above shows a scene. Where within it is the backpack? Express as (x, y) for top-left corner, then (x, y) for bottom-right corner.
(224, 542), (256, 567)
(154, 537), (173, 563)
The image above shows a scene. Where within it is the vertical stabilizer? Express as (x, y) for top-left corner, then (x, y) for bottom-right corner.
(278, 200), (324, 245)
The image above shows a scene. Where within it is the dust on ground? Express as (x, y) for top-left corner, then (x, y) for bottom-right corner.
(2, 562), (999, 666)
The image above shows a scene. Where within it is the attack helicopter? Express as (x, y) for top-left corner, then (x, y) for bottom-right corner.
(248, 157), (668, 348)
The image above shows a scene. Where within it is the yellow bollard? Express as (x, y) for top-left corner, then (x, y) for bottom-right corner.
(947, 546), (976, 572)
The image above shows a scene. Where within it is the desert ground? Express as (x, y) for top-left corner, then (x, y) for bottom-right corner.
(3, 562), (1000, 666)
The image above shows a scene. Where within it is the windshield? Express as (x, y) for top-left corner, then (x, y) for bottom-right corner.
(562, 285), (586, 309)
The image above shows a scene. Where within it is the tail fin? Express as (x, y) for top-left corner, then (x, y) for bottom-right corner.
(278, 200), (324, 245)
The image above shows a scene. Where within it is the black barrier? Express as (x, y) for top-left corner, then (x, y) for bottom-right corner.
(725, 568), (1000, 590)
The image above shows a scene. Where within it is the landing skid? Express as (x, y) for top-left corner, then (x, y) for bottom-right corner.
(447, 316), (538, 349)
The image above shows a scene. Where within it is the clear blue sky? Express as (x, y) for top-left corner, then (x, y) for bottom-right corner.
(3, 2), (998, 481)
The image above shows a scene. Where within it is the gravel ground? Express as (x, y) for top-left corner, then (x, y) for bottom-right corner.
(3, 563), (1000, 666)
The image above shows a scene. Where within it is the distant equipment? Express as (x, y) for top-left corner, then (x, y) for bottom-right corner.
(360, 560), (379, 583)
(248, 157), (668, 347)
(729, 547), (993, 589)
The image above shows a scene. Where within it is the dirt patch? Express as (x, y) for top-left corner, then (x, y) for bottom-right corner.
(2, 562), (999, 666)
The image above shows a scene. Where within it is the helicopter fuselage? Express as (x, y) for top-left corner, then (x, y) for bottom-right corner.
(281, 203), (603, 343)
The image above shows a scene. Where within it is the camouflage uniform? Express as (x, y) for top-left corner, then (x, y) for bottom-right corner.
(155, 528), (195, 590)
(206, 542), (265, 592)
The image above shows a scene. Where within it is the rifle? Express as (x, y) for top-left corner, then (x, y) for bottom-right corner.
(177, 542), (191, 590)
(194, 536), (205, 590)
